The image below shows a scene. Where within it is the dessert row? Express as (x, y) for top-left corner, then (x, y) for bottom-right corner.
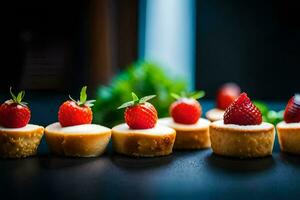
(0, 86), (299, 158)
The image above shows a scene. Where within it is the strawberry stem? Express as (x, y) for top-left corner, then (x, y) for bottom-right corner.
(69, 86), (96, 107)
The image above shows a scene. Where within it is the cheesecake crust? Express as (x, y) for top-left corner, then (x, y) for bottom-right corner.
(45, 123), (111, 157)
(277, 121), (300, 155)
(0, 125), (44, 158)
(159, 118), (210, 149)
(112, 124), (176, 157)
(173, 129), (210, 149)
(210, 120), (275, 158)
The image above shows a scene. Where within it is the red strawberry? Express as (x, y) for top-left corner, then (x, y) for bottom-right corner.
(58, 86), (95, 127)
(216, 83), (241, 110)
(284, 94), (300, 123)
(118, 93), (157, 129)
(169, 91), (205, 124)
(224, 92), (262, 125)
(0, 88), (31, 128)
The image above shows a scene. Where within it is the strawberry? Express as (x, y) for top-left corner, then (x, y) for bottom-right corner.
(216, 83), (241, 110)
(0, 88), (31, 128)
(284, 94), (300, 123)
(58, 86), (96, 127)
(169, 91), (205, 124)
(118, 92), (157, 129)
(224, 92), (262, 125)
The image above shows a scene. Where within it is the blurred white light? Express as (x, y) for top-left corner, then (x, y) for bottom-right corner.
(140, 0), (196, 89)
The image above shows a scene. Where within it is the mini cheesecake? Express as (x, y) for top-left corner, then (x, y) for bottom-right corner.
(45, 86), (111, 157)
(210, 120), (275, 158)
(277, 94), (300, 155)
(210, 92), (275, 158)
(45, 122), (111, 157)
(0, 124), (44, 158)
(205, 108), (224, 122)
(112, 123), (175, 157)
(113, 92), (176, 157)
(0, 88), (44, 158)
(277, 122), (300, 154)
(159, 117), (210, 149)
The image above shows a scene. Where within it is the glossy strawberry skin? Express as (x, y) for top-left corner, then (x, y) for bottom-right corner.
(170, 98), (202, 124)
(125, 102), (157, 129)
(284, 95), (300, 123)
(224, 93), (262, 125)
(216, 83), (240, 110)
(58, 100), (93, 127)
(0, 102), (31, 128)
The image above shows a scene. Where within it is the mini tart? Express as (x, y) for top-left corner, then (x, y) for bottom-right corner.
(205, 108), (224, 122)
(0, 124), (44, 158)
(112, 123), (176, 157)
(45, 122), (111, 157)
(158, 117), (210, 149)
(210, 120), (275, 158)
(277, 121), (300, 155)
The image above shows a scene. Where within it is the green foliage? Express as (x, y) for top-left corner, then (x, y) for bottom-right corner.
(93, 61), (187, 127)
(253, 101), (284, 125)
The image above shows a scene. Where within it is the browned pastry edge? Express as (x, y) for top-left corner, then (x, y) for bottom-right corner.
(0, 126), (44, 158)
(45, 129), (111, 157)
(210, 123), (275, 158)
(112, 129), (176, 157)
(173, 128), (210, 149)
(277, 125), (300, 155)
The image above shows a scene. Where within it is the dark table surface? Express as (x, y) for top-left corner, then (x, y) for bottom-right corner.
(0, 96), (299, 200)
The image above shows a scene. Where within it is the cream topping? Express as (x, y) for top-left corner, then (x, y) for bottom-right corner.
(112, 123), (175, 135)
(205, 108), (224, 121)
(211, 120), (274, 130)
(277, 121), (300, 129)
(45, 122), (110, 134)
(158, 117), (210, 130)
(0, 124), (43, 132)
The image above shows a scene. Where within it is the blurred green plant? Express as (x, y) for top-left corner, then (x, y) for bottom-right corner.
(253, 101), (284, 125)
(93, 61), (187, 127)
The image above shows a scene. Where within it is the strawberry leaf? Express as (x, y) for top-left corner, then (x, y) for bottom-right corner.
(171, 93), (181, 100)
(17, 91), (25, 103)
(9, 87), (27, 105)
(69, 86), (96, 107)
(171, 90), (205, 100)
(190, 91), (205, 100)
(117, 101), (135, 109)
(80, 86), (87, 104)
(10, 87), (17, 102)
(85, 100), (96, 107)
(69, 95), (77, 103)
(139, 95), (156, 103)
(117, 92), (156, 109)
(132, 92), (139, 102)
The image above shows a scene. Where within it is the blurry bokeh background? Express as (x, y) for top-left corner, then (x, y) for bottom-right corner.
(2, 0), (300, 126)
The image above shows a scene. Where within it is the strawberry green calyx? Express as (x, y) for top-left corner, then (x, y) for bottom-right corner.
(69, 86), (96, 107)
(117, 92), (156, 109)
(171, 90), (205, 100)
(9, 87), (28, 106)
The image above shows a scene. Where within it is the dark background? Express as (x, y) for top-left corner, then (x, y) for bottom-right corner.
(2, 0), (138, 93)
(2, 0), (300, 100)
(197, 0), (300, 100)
